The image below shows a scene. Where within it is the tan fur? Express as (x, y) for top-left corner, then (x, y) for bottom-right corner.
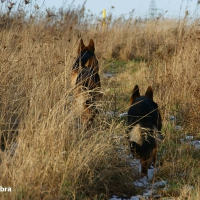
(129, 124), (143, 146)
(145, 86), (153, 100)
(130, 85), (140, 105)
(71, 70), (78, 88)
(152, 146), (157, 167)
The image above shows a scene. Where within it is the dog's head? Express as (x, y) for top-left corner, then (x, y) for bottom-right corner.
(72, 39), (98, 73)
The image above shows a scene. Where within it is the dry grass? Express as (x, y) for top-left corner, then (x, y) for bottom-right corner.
(0, 1), (199, 199)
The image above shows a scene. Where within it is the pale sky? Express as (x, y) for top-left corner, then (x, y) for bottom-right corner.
(1, 0), (199, 18)
(36, 0), (200, 18)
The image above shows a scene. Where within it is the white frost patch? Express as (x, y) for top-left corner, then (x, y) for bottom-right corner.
(175, 125), (182, 130)
(106, 111), (128, 118)
(180, 135), (200, 150)
(128, 158), (141, 173)
(169, 115), (175, 122)
(129, 197), (139, 200)
(147, 167), (156, 181)
(133, 176), (167, 189)
(109, 195), (122, 200)
(109, 195), (139, 200)
(152, 180), (167, 189)
(133, 176), (149, 187)
(190, 140), (200, 149)
(107, 111), (115, 116)
(109, 179), (167, 200)
(119, 112), (128, 118)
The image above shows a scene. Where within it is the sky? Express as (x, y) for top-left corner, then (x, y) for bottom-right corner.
(36, 0), (200, 18)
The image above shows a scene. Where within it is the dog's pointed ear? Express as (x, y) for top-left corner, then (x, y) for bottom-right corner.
(145, 86), (153, 100)
(130, 85), (140, 105)
(88, 39), (95, 51)
(78, 39), (85, 53)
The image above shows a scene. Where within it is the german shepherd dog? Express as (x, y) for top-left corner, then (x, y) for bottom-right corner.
(127, 85), (162, 176)
(71, 39), (102, 127)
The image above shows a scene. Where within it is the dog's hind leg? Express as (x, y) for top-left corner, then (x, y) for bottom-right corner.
(152, 146), (158, 168)
(140, 158), (151, 176)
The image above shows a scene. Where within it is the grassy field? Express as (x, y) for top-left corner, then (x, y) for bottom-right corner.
(0, 1), (200, 199)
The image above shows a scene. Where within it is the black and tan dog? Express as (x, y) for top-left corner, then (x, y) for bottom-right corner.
(127, 85), (163, 176)
(71, 39), (102, 127)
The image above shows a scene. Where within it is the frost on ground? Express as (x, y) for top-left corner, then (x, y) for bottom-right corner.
(109, 166), (168, 200)
(180, 137), (200, 149)
(110, 135), (168, 200)
(170, 115), (200, 150)
(110, 132), (200, 200)
(109, 165), (168, 200)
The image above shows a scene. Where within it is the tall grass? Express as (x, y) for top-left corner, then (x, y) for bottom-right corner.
(0, 1), (199, 199)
